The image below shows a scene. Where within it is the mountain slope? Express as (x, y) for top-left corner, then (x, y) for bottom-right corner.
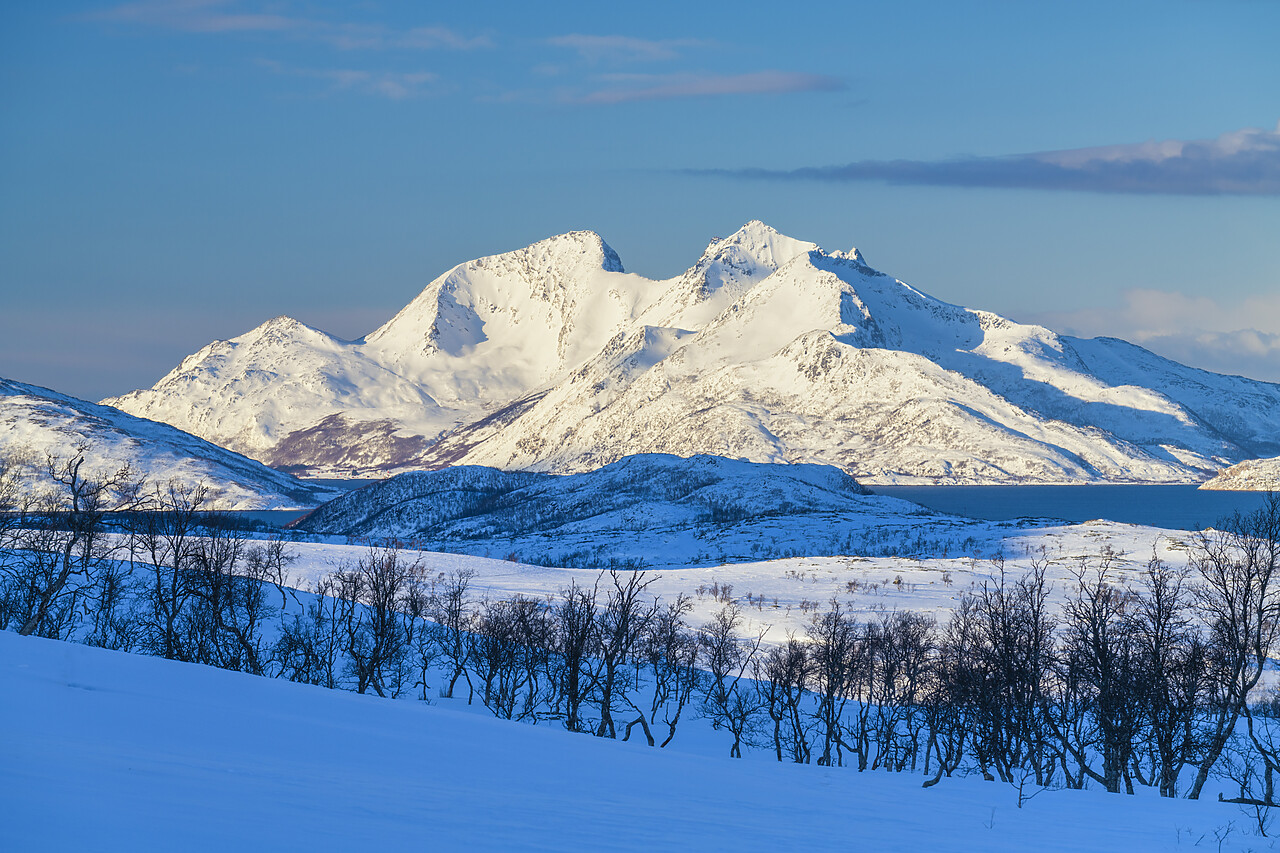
(1, 376), (330, 509)
(106, 222), (1280, 483)
(1200, 455), (1280, 491)
(363, 230), (655, 405)
(103, 316), (455, 466)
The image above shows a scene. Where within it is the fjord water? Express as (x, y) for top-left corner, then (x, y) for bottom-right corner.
(249, 482), (1273, 532)
(871, 485), (1271, 530)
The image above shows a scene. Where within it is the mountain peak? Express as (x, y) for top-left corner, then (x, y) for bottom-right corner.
(733, 219), (782, 238)
(724, 221), (874, 269)
(831, 246), (869, 266)
(513, 230), (625, 274)
(691, 221), (818, 287)
(718, 220), (815, 257)
(237, 315), (345, 348)
(248, 315), (316, 335)
(256, 313), (305, 330)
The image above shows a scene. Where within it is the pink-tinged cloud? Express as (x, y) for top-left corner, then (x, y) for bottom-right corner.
(1029, 289), (1280, 383)
(701, 121), (1280, 195)
(86, 1), (491, 50)
(547, 34), (705, 63)
(575, 71), (846, 104)
(320, 70), (438, 100)
(90, 0), (294, 32)
(398, 26), (491, 51)
(259, 61), (440, 99)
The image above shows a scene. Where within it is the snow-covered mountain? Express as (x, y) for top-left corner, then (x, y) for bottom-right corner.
(106, 222), (1280, 483)
(1199, 455), (1280, 491)
(1, 377), (332, 509)
(290, 454), (987, 567)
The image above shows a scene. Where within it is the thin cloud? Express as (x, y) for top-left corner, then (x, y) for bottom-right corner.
(1030, 289), (1280, 382)
(574, 71), (846, 105)
(260, 60), (440, 99)
(547, 34), (705, 63)
(89, 0), (294, 32)
(85, 0), (492, 50)
(397, 26), (490, 51)
(320, 69), (439, 100)
(699, 121), (1280, 195)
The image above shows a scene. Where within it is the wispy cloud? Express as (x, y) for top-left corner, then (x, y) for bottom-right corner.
(547, 34), (705, 63)
(260, 60), (440, 99)
(573, 70), (845, 105)
(86, 0), (492, 50)
(1030, 289), (1280, 382)
(697, 121), (1280, 195)
(87, 0), (293, 33)
(315, 69), (439, 100)
(394, 27), (489, 51)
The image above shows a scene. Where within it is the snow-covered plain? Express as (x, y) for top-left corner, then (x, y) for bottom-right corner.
(282, 517), (1201, 647)
(281, 454), (1220, 643)
(2, 628), (1270, 852)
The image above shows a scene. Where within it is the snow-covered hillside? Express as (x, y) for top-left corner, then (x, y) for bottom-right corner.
(106, 222), (1280, 483)
(289, 454), (983, 567)
(0, 376), (331, 509)
(2, 630), (1264, 852)
(1200, 455), (1280, 491)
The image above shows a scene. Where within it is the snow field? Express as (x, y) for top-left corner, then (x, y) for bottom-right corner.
(282, 519), (1198, 646)
(2, 630), (1269, 852)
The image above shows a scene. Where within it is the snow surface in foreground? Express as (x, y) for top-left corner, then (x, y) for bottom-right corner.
(1, 631), (1267, 852)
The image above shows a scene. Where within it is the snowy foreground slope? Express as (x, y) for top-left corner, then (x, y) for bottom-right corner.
(0, 376), (331, 509)
(2, 631), (1265, 853)
(105, 221), (1280, 484)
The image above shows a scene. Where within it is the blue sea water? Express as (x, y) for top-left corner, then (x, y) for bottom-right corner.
(869, 485), (1273, 530)
(237, 480), (382, 528)
(235, 509), (313, 527)
(238, 483), (1273, 533)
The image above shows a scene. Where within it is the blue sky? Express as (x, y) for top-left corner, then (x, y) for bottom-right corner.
(2, 0), (1278, 400)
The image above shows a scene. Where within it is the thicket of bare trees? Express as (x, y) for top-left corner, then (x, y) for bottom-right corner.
(4, 449), (1280, 806)
(0, 450), (143, 639)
